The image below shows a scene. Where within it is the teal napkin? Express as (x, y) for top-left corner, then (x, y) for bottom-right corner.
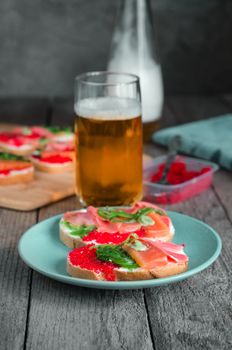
(153, 115), (232, 170)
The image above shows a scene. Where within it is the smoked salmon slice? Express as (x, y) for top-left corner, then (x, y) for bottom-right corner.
(0, 160), (32, 171)
(87, 206), (141, 234)
(122, 239), (188, 269)
(63, 211), (95, 226)
(123, 240), (168, 269)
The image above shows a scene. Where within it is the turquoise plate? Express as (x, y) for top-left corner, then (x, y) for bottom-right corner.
(18, 211), (222, 290)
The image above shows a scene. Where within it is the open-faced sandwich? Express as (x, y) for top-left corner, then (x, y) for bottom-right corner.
(0, 152), (34, 185)
(60, 201), (175, 248)
(45, 126), (74, 143)
(29, 128), (75, 173)
(67, 235), (188, 281)
(0, 130), (40, 156)
(0, 126), (75, 157)
(30, 145), (74, 173)
(13, 125), (74, 143)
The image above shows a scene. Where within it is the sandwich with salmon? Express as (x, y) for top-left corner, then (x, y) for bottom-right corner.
(0, 131), (40, 156)
(13, 126), (74, 143)
(45, 126), (74, 142)
(67, 235), (188, 281)
(0, 152), (34, 185)
(29, 131), (75, 173)
(60, 201), (175, 248)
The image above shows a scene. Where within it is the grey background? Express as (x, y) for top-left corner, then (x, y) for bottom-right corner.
(0, 0), (232, 97)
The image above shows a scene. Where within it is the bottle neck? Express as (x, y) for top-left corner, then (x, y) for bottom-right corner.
(117, 0), (152, 30)
(113, 0), (157, 62)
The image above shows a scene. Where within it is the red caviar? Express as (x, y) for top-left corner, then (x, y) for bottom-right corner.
(0, 133), (24, 147)
(69, 246), (117, 281)
(150, 161), (212, 185)
(83, 228), (145, 245)
(0, 166), (30, 176)
(33, 154), (72, 164)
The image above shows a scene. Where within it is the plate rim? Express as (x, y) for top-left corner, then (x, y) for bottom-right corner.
(18, 210), (222, 290)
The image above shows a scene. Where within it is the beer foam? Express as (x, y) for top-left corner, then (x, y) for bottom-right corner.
(75, 97), (141, 120)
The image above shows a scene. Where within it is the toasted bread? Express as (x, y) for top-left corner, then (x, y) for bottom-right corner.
(67, 255), (188, 281)
(30, 156), (73, 173)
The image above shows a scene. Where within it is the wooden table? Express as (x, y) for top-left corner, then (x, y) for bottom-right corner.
(0, 96), (231, 350)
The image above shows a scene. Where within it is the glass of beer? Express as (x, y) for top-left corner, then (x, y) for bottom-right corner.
(74, 71), (143, 207)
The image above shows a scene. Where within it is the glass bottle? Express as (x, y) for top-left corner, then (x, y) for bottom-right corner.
(107, 0), (163, 141)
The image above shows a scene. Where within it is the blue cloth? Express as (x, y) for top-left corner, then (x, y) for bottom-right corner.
(153, 115), (232, 170)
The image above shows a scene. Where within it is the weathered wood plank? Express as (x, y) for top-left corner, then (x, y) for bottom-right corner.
(213, 171), (232, 224)
(144, 190), (232, 350)
(0, 97), (45, 347)
(0, 209), (37, 350)
(0, 98), (49, 125)
(23, 198), (154, 350)
(143, 96), (232, 350)
(165, 94), (232, 226)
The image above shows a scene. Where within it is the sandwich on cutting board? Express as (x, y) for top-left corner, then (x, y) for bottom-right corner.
(0, 152), (34, 185)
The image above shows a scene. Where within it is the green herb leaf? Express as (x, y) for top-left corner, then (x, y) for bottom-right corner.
(22, 127), (32, 135)
(98, 208), (135, 222)
(39, 137), (49, 146)
(97, 207), (156, 225)
(135, 207), (153, 219)
(138, 215), (154, 226)
(62, 220), (96, 238)
(153, 209), (165, 216)
(129, 240), (148, 251)
(96, 245), (138, 269)
(0, 152), (25, 161)
(47, 126), (72, 134)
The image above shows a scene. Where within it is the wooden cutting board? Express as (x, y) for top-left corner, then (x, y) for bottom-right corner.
(0, 123), (153, 211)
(0, 171), (75, 211)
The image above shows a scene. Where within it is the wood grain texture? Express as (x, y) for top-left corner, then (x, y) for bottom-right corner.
(0, 208), (37, 350)
(0, 123), (76, 211)
(23, 198), (154, 350)
(144, 95), (232, 349)
(144, 189), (232, 350)
(0, 171), (75, 211)
(213, 171), (232, 223)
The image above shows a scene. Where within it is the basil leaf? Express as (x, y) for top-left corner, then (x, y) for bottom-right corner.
(47, 126), (72, 134)
(62, 220), (96, 238)
(138, 215), (154, 226)
(97, 206), (158, 226)
(98, 208), (134, 221)
(0, 152), (25, 161)
(22, 127), (32, 135)
(96, 245), (138, 269)
(129, 240), (148, 251)
(135, 207), (153, 218)
(39, 138), (48, 146)
(153, 209), (165, 216)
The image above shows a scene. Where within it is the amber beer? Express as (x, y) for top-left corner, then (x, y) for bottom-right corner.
(74, 97), (143, 206)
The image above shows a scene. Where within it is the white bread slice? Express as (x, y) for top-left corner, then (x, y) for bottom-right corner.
(30, 157), (73, 173)
(59, 228), (85, 249)
(0, 166), (34, 185)
(0, 142), (37, 156)
(67, 255), (188, 281)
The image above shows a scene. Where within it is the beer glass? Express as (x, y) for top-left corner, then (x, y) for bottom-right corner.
(74, 71), (143, 206)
